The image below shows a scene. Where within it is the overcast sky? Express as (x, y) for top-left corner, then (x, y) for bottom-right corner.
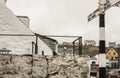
(6, 0), (120, 45)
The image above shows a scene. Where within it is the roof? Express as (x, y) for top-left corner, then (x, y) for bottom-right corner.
(35, 33), (58, 43)
(17, 16), (30, 20)
(0, 3), (53, 55)
(0, 4), (34, 35)
(106, 47), (118, 59)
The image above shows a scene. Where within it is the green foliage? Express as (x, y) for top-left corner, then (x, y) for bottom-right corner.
(82, 46), (98, 56)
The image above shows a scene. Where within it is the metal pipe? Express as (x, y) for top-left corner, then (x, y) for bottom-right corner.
(35, 35), (38, 54)
(32, 42), (35, 54)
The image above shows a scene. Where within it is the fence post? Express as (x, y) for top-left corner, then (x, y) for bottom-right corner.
(79, 37), (82, 55)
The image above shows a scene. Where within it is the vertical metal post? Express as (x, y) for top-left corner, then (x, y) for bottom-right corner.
(73, 42), (75, 55)
(99, 13), (106, 78)
(81, 37), (82, 55)
(42, 51), (44, 55)
(32, 42), (34, 54)
(79, 37), (80, 55)
(78, 37), (82, 55)
(116, 44), (120, 68)
(35, 35), (38, 54)
(118, 46), (120, 68)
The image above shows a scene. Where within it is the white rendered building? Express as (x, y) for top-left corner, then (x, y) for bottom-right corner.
(0, 0), (53, 55)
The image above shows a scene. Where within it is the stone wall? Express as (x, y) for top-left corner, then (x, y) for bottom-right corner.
(0, 55), (90, 78)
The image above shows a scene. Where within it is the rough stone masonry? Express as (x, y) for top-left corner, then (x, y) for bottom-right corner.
(0, 55), (90, 78)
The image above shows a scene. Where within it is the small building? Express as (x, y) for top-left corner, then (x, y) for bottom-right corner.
(116, 44), (120, 48)
(106, 48), (119, 68)
(109, 42), (116, 48)
(106, 48), (118, 60)
(0, 0), (53, 55)
(84, 40), (96, 46)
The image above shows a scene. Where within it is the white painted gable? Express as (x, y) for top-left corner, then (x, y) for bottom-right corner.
(0, 2), (53, 55)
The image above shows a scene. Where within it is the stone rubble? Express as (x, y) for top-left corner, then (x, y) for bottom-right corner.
(0, 55), (90, 78)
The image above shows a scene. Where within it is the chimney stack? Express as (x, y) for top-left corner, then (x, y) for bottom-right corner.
(0, 0), (7, 6)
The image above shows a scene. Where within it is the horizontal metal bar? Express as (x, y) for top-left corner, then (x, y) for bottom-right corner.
(0, 34), (81, 38)
(44, 35), (81, 38)
(0, 34), (35, 36)
(73, 37), (82, 42)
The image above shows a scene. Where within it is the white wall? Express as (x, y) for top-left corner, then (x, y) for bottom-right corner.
(0, 2), (53, 55)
